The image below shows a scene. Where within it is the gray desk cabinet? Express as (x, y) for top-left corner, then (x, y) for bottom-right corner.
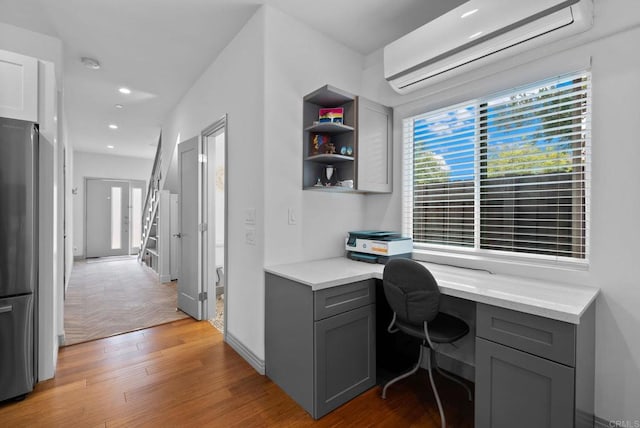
(475, 303), (595, 428)
(265, 273), (376, 419)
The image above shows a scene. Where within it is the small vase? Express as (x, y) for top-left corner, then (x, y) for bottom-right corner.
(321, 165), (338, 186)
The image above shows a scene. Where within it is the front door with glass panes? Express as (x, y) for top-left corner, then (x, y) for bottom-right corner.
(85, 178), (145, 258)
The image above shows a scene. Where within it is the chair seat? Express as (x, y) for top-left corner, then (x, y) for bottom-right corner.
(396, 312), (469, 344)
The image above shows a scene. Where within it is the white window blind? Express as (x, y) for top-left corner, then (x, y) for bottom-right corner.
(403, 72), (591, 262)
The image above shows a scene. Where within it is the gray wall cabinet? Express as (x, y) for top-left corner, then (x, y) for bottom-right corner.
(356, 97), (393, 193)
(475, 303), (595, 428)
(265, 273), (376, 419)
(302, 85), (392, 193)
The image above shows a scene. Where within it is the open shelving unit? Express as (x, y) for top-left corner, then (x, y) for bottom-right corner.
(302, 85), (357, 192)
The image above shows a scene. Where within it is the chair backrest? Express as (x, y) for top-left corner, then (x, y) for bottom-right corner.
(383, 258), (440, 326)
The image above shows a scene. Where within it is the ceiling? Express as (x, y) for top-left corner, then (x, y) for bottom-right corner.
(0, 0), (465, 159)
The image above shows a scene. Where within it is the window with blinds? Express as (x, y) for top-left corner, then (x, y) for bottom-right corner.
(402, 72), (591, 262)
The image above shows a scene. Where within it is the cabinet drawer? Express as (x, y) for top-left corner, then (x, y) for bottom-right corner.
(314, 280), (375, 321)
(477, 303), (575, 367)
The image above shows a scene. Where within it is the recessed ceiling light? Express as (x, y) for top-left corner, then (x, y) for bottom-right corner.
(469, 31), (483, 39)
(461, 9), (479, 19)
(109, 124), (118, 129)
(118, 87), (131, 95)
(107, 145), (115, 149)
(81, 57), (101, 69)
(115, 104), (124, 109)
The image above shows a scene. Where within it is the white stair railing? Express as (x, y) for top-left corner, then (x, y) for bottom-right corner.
(139, 134), (162, 264)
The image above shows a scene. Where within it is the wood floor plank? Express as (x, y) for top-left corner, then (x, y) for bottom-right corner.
(0, 318), (473, 427)
(64, 257), (189, 346)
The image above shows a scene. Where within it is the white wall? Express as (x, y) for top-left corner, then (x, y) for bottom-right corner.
(263, 6), (366, 268)
(159, 8), (266, 362)
(38, 132), (58, 381)
(61, 94), (74, 290)
(72, 151), (152, 258)
(360, 1), (640, 422)
(159, 5), (369, 364)
(0, 23), (63, 86)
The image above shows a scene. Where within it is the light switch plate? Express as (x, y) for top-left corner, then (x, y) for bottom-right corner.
(288, 208), (296, 225)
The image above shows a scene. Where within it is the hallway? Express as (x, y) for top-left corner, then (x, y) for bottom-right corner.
(64, 256), (188, 345)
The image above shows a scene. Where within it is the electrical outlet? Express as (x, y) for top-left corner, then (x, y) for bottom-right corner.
(245, 228), (256, 245)
(245, 208), (256, 225)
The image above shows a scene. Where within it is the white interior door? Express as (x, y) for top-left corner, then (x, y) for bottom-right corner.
(177, 137), (202, 319)
(170, 193), (180, 281)
(86, 179), (130, 258)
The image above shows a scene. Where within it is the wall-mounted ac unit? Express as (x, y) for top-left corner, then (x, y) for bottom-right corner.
(384, 0), (593, 94)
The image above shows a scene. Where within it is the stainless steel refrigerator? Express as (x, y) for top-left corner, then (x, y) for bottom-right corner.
(0, 117), (38, 402)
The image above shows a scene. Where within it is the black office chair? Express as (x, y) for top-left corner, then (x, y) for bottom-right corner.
(381, 258), (472, 428)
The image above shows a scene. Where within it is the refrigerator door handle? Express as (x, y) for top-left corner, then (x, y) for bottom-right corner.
(0, 305), (13, 314)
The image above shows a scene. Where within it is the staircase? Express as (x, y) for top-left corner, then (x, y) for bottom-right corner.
(139, 134), (162, 267)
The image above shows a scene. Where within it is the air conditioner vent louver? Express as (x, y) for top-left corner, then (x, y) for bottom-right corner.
(384, 0), (593, 94)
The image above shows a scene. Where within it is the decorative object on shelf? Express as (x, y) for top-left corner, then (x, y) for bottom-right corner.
(321, 165), (338, 186)
(324, 143), (336, 155)
(319, 107), (344, 124)
(312, 134), (330, 155)
(346, 146), (353, 156)
(314, 177), (323, 187)
(339, 179), (354, 188)
(340, 146), (347, 155)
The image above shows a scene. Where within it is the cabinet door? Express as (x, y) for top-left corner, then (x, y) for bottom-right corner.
(314, 304), (376, 418)
(0, 49), (38, 122)
(356, 97), (392, 193)
(475, 337), (574, 428)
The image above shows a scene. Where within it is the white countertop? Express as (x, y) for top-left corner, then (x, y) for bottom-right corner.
(264, 257), (599, 324)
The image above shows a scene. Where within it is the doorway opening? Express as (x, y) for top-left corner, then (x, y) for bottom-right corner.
(84, 178), (145, 258)
(202, 117), (227, 333)
(64, 177), (186, 346)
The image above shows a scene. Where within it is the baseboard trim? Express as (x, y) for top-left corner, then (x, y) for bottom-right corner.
(73, 255), (84, 261)
(58, 333), (65, 347)
(159, 274), (171, 283)
(594, 416), (609, 427)
(225, 331), (265, 375)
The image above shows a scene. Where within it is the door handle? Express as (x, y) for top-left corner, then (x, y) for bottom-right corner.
(173, 233), (182, 238)
(0, 305), (13, 314)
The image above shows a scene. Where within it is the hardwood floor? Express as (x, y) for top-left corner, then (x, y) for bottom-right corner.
(0, 319), (473, 427)
(64, 257), (188, 345)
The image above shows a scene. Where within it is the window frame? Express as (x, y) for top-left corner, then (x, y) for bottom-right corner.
(402, 72), (591, 268)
